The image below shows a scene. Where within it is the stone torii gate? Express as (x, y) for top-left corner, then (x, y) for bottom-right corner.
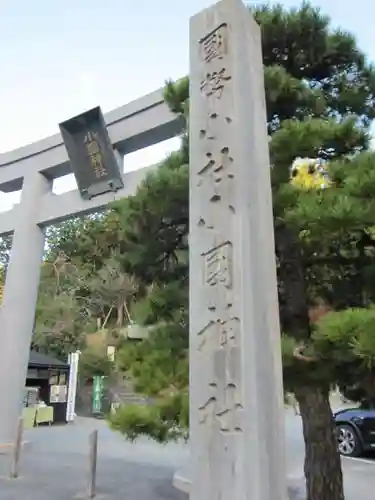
(0, 1), (286, 499)
(0, 87), (183, 447)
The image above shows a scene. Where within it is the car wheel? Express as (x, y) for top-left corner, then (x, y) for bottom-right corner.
(336, 424), (362, 457)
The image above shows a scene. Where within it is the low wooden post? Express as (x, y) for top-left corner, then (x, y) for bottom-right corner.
(88, 430), (98, 498)
(9, 417), (23, 479)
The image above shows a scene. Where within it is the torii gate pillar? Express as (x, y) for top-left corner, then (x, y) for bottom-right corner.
(0, 172), (51, 446)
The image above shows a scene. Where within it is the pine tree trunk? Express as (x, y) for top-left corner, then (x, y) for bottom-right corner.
(296, 387), (344, 500)
(275, 223), (310, 341)
(275, 224), (345, 499)
(116, 300), (124, 327)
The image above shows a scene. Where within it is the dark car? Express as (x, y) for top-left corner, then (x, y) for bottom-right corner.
(334, 407), (375, 457)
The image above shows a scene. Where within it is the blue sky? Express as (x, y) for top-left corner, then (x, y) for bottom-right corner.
(0, 0), (374, 209)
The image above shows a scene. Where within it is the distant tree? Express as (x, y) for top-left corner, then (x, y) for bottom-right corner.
(86, 256), (139, 328)
(34, 226), (140, 359)
(32, 261), (92, 359)
(79, 348), (115, 381)
(45, 212), (121, 270)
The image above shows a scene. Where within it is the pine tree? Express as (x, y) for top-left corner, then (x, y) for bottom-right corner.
(110, 4), (375, 500)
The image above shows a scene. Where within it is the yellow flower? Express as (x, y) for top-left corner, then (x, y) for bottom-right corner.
(290, 157), (330, 190)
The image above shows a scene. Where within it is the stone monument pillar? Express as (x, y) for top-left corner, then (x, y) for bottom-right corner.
(189, 1), (286, 499)
(0, 172), (51, 446)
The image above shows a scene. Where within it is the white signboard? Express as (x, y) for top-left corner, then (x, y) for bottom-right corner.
(50, 384), (68, 403)
(66, 351), (80, 422)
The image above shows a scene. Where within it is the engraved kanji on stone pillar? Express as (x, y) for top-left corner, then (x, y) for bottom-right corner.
(189, 2), (286, 500)
(197, 316), (244, 434)
(195, 23), (235, 233)
(200, 23), (228, 63)
(203, 241), (232, 287)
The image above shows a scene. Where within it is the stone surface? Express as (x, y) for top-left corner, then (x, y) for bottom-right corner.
(188, 1), (285, 499)
(0, 172), (52, 446)
(173, 470), (306, 499)
(173, 470), (305, 499)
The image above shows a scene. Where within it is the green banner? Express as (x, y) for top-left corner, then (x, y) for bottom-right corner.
(92, 376), (105, 414)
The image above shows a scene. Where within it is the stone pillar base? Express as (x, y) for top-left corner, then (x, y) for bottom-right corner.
(173, 469), (190, 494)
(173, 469), (306, 500)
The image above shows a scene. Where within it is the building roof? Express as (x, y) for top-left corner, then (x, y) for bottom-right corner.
(28, 350), (68, 369)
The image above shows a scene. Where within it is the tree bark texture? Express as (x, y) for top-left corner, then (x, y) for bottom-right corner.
(116, 300), (124, 327)
(296, 387), (344, 500)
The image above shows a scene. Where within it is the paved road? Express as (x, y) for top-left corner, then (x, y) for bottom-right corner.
(284, 406), (375, 498)
(0, 409), (373, 499)
(0, 417), (189, 500)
